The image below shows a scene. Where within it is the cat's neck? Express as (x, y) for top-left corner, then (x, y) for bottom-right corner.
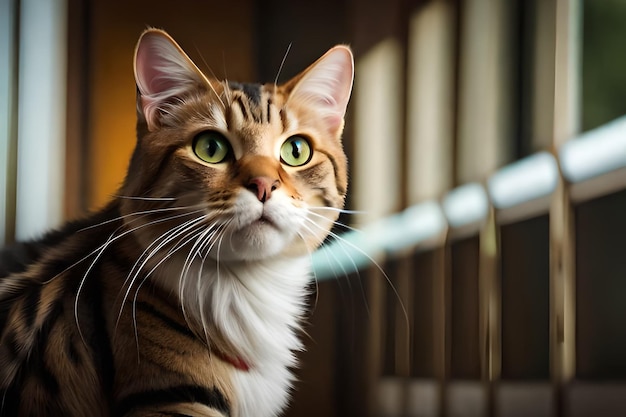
(149, 254), (310, 417)
(214, 257), (311, 417)
(214, 257), (310, 360)
(155, 255), (312, 368)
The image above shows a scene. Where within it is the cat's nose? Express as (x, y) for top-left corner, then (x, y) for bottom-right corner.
(246, 176), (281, 203)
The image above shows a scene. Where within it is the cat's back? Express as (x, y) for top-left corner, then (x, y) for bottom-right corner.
(0, 202), (121, 277)
(0, 203), (123, 416)
(0, 201), (234, 417)
(0, 229), (70, 279)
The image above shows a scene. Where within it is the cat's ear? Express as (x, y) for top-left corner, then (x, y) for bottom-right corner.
(134, 29), (207, 130)
(287, 45), (354, 133)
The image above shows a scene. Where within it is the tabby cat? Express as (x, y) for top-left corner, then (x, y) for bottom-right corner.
(0, 29), (353, 416)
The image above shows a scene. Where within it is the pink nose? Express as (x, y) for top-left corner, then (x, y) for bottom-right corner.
(246, 176), (280, 203)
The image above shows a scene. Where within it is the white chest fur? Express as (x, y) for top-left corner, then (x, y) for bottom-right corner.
(160, 256), (311, 417)
(217, 258), (310, 417)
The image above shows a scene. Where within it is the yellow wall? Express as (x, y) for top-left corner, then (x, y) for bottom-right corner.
(85, 0), (255, 209)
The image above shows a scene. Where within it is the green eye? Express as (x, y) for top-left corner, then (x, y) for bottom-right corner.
(280, 136), (312, 167)
(193, 131), (231, 164)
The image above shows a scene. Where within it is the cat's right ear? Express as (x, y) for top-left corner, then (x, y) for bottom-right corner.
(285, 45), (354, 134)
(134, 29), (207, 131)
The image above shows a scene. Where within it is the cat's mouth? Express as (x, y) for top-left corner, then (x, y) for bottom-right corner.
(250, 214), (277, 228)
(233, 211), (280, 232)
(217, 203), (305, 260)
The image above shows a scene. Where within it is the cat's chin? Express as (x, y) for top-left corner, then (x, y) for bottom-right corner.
(207, 223), (293, 261)
(205, 191), (310, 261)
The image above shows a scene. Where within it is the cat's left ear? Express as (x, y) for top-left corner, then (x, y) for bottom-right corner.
(287, 45), (354, 133)
(134, 29), (207, 130)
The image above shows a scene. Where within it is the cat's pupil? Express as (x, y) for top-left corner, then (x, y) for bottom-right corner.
(207, 140), (218, 157)
(291, 141), (301, 159)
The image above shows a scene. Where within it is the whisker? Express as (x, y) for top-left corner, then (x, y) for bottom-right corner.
(293, 228), (320, 312)
(127, 218), (213, 347)
(303, 217), (408, 325)
(113, 195), (178, 201)
(301, 221), (353, 280)
(305, 209), (362, 234)
(122, 214), (206, 292)
(274, 42), (292, 93)
(190, 221), (232, 348)
(221, 80), (233, 107)
(208, 81), (226, 109)
(78, 205), (200, 233)
(116, 210), (207, 300)
(298, 222), (359, 316)
(201, 221), (231, 289)
(73, 230), (117, 344)
(198, 219), (230, 261)
(193, 45), (226, 109)
(307, 206), (365, 215)
(117, 215), (209, 330)
(176, 215), (231, 333)
(74, 208), (206, 342)
(303, 222), (367, 350)
(178, 222), (224, 324)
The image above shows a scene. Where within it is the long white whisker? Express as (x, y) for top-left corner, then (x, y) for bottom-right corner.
(73, 229), (118, 344)
(303, 218), (408, 323)
(114, 195), (178, 201)
(192, 45), (226, 110)
(186, 220), (232, 348)
(203, 222), (232, 342)
(274, 42), (292, 92)
(74, 208), (205, 343)
(115, 210), (207, 305)
(117, 215), (209, 330)
(293, 228), (321, 311)
(305, 209), (362, 234)
(122, 214), (206, 292)
(222, 80), (233, 107)
(300, 221), (354, 282)
(178, 219), (226, 318)
(48, 207), (204, 288)
(127, 218), (213, 348)
(313, 227), (381, 360)
(307, 206), (365, 215)
(196, 221), (231, 297)
(298, 221), (360, 315)
(78, 205), (202, 232)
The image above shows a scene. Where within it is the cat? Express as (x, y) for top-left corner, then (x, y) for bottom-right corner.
(0, 28), (353, 417)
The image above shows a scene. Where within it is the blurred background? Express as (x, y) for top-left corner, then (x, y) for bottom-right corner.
(2, 0), (626, 416)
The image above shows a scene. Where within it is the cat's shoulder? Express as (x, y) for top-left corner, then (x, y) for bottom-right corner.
(0, 202), (122, 279)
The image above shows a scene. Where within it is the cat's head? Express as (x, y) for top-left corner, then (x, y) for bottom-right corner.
(120, 29), (353, 262)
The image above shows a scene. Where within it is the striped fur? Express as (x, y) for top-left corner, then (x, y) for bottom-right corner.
(0, 29), (353, 416)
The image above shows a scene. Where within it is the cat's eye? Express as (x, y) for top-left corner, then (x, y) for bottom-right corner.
(193, 131), (231, 164)
(280, 136), (312, 167)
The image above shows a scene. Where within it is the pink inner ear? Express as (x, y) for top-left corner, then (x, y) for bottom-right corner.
(289, 46), (354, 132)
(134, 32), (200, 129)
(135, 40), (172, 97)
(324, 48), (354, 113)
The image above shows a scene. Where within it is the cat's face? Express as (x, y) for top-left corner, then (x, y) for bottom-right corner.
(119, 30), (353, 262)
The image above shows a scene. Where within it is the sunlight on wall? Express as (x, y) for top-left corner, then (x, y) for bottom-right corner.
(88, 31), (137, 210)
(457, 0), (515, 183)
(406, 0), (455, 204)
(352, 38), (403, 225)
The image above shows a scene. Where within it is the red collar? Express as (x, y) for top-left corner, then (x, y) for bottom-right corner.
(218, 352), (250, 372)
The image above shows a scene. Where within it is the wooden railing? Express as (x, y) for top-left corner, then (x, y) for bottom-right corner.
(310, 116), (626, 417)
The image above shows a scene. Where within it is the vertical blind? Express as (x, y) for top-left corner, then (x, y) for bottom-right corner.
(0, 0), (67, 245)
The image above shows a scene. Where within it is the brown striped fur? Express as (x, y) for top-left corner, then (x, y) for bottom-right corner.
(0, 29), (353, 416)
